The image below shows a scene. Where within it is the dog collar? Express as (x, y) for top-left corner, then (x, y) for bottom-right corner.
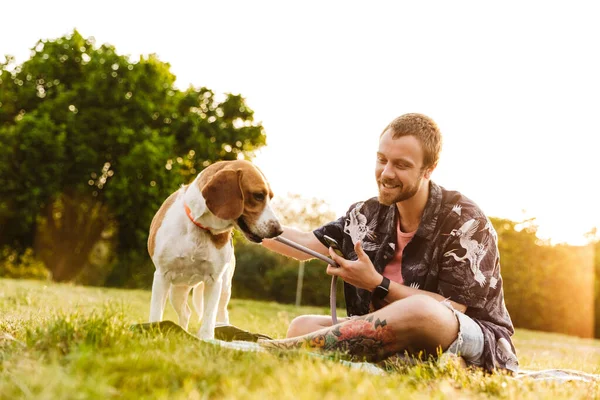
(184, 203), (209, 231)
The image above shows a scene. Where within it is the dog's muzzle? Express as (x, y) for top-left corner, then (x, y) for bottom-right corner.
(236, 218), (282, 243)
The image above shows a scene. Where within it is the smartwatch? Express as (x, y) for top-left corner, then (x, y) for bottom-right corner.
(372, 276), (390, 302)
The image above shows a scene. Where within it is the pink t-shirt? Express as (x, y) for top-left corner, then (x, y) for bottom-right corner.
(382, 218), (416, 285)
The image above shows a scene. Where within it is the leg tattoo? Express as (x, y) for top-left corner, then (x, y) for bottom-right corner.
(259, 315), (396, 362)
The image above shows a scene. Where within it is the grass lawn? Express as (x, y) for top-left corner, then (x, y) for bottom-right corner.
(1, 278), (599, 399)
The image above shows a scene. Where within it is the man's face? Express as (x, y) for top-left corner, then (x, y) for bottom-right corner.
(375, 130), (431, 206)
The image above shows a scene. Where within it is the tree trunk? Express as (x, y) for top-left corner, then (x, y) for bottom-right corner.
(34, 190), (110, 282)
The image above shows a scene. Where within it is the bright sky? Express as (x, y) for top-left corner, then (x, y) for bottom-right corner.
(2, 1), (599, 245)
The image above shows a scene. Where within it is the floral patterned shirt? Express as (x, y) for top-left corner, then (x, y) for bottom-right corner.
(313, 181), (519, 373)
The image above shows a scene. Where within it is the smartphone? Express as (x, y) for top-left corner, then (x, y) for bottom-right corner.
(323, 235), (344, 257)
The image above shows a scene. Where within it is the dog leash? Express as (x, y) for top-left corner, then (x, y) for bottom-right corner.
(273, 236), (339, 325)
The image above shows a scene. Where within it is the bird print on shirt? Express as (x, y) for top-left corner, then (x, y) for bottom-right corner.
(451, 204), (462, 216)
(344, 202), (379, 252)
(482, 218), (498, 242)
(444, 218), (488, 286)
(489, 276), (498, 289)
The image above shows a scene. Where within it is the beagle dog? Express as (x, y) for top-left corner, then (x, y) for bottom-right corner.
(147, 160), (282, 339)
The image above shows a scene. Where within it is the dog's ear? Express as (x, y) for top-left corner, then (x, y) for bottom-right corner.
(201, 169), (244, 220)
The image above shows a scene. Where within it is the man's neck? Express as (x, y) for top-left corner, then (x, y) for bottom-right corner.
(395, 180), (430, 233)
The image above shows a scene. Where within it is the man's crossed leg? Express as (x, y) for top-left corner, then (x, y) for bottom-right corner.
(259, 294), (484, 365)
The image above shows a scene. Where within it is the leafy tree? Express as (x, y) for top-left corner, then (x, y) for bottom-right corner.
(0, 30), (266, 283)
(586, 227), (600, 338)
(595, 238), (600, 338)
(493, 217), (594, 338)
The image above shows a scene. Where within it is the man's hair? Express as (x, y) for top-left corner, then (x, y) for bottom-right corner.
(381, 113), (442, 170)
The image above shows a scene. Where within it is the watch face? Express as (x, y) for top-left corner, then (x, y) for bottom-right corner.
(374, 285), (389, 300)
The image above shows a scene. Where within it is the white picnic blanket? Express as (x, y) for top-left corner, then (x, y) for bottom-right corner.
(204, 339), (385, 375)
(204, 339), (600, 382)
(515, 369), (600, 383)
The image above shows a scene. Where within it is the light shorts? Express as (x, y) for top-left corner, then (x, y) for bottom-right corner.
(441, 300), (484, 366)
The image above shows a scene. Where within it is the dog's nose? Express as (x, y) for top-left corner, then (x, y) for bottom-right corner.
(267, 221), (283, 238)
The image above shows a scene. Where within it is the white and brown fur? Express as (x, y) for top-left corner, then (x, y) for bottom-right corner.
(148, 160), (282, 339)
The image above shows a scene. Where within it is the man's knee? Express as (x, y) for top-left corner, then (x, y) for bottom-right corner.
(287, 315), (310, 337)
(386, 294), (459, 350)
(388, 294), (438, 314)
(386, 295), (455, 329)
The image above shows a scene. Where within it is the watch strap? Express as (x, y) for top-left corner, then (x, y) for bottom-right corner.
(372, 276), (390, 302)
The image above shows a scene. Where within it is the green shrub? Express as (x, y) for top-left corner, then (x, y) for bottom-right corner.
(0, 247), (50, 280)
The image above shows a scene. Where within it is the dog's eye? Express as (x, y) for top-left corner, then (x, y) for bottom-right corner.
(253, 193), (265, 202)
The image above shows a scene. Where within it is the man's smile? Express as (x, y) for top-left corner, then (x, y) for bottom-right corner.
(380, 181), (401, 189)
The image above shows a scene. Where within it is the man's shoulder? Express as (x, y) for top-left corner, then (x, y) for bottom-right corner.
(432, 184), (497, 240)
(437, 184), (488, 221)
(344, 197), (390, 214)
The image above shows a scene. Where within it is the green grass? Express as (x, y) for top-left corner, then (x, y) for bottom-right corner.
(1, 278), (599, 399)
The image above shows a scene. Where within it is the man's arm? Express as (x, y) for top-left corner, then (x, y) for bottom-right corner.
(326, 241), (467, 313)
(261, 226), (329, 261)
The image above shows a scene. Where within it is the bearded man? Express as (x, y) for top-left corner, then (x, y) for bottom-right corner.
(261, 113), (518, 373)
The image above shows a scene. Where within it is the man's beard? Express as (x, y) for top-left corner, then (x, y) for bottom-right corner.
(377, 176), (423, 206)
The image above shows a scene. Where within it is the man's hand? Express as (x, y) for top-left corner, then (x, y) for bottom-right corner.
(326, 241), (382, 291)
(328, 240), (468, 312)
